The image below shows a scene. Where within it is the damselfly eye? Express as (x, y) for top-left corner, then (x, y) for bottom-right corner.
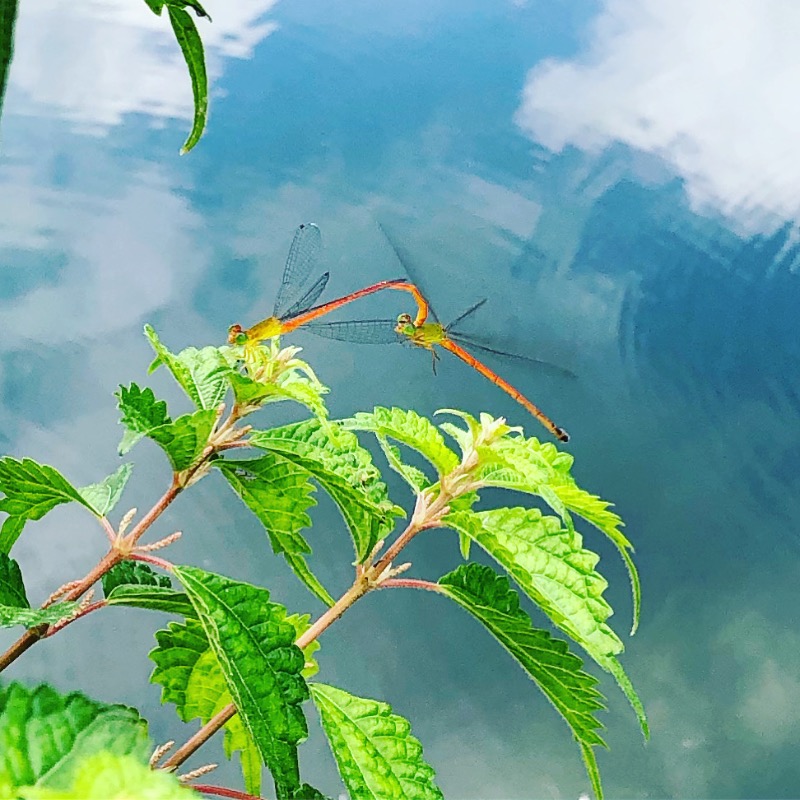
(228, 324), (247, 345)
(396, 313), (413, 325)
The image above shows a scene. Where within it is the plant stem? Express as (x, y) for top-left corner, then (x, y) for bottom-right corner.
(45, 600), (107, 636)
(0, 466), (186, 672)
(161, 576), (372, 771)
(190, 784), (262, 800)
(380, 578), (441, 592)
(159, 493), (445, 771)
(128, 474), (183, 547)
(161, 704), (237, 772)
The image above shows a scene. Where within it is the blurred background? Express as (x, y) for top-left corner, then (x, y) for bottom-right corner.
(2, 1), (800, 796)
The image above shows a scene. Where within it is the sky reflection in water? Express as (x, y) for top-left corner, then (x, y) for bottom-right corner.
(2, 0), (800, 797)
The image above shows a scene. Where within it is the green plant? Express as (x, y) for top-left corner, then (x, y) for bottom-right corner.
(0, 0), (211, 153)
(0, 324), (646, 800)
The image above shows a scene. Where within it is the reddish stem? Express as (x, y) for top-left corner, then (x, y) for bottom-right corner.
(161, 705), (237, 772)
(130, 552), (175, 571)
(379, 578), (441, 592)
(127, 474), (183, 547)
(190, 785), (262, 800)
(45, 600), (107, 636)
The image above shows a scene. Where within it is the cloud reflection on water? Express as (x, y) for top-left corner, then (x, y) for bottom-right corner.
(516, 0), (800, 230)
(9, 0), (279, 130)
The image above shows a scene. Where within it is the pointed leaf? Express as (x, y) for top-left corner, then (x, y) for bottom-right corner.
(0, 458), (93, 553)
(167, 7), (208, 154)
(0, 552), (27, 608)
(16, 752), (192, 799)
(116, 383), (171, 456)
(375, 435), (429, 491)
(101, 561), (171, 598)
(341, 407), (459, 476)
(444, 508), (623, 663)
(216, 455), (334, 606)
(438, 564), (606, 797)
(145, 327), (229, 410)
(285, 613), (321, 680)
(223, 716), (263, 798)
(150, 616), (260, 793)
(78, 464), (133, 517)
(471, 428), (640, 635)
(149, 408), (217, 471)
(0, 515), (24, 555)
(0, 683), (149, 790)
(250, 420), (402, 562)
(310, 683), (443, 800)
(172, 566), (309, 799)
(0, 602), (79, 629)
(598, 653), (649, 740)
(291, 784), (331, 800)
(106, 585), (195, 618)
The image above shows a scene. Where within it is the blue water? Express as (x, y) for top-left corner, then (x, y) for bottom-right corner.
(3, 1), (800, 797)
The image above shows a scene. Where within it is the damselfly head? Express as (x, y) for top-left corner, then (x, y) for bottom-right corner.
(395, 313), (415, 336)
(227, 324), (248, 346)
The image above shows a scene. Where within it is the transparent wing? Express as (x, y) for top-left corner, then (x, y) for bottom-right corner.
(450, 333), (577, 380)
(303, 318), (404, 345)
(283, 272), (330, 319)
(273, 223), (323, 318)
(445, 298), (487, 331)
(378, 223), (441, 323)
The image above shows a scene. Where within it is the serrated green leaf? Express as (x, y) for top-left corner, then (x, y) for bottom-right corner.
(106, 584), (196, 618)
(251, 420), (402, 562)
(439, 563), (607, 798)
(216, 455), (333, 607)
(0, 458), (94, 554)
(285, 614), (321, 680)
(78, 464), (133, 517)
(311, 683), (443, 800)
(0, 601), (79, 629)
(228, 367), (331, 423)
(172, 566), (309, 799)
(150, 617), (211, 720)
(599, 653), (648, 740)
(341, 407), (459, 476)
(223, 715), (262, 797)
(0, 553), (27, 608)
(18, 752), (191, 799)
(284, 552), (335, 608)
(374, 435), (429, 491)
(0, 516), (24, 556)
(444, 507), (623, 663)
(150, 616), (261, 793)
(471, 429), (640, 635)
(142, 0), (164, 13)
(166, 7), (208, 154)
(445, 507), (646, 740)
(149, 408), (217, 471)
(116, 383), (171, 456)
(145, 327), (230, 410)
(101, 561), (172, 598)
(291, 783), (331, 800)
(0, 683), (149, 790)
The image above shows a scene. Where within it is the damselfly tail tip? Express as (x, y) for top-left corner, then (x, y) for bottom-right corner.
(555, 427), (570, 443)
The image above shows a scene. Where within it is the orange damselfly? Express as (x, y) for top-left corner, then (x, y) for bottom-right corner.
(227, 223), (429, 349)
(302, 298), (572, 442)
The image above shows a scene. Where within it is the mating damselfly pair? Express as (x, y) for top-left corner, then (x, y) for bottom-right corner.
(228, 223), (571, 442)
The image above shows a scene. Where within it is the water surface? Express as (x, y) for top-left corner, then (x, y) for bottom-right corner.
(2, 1), (800, 797)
